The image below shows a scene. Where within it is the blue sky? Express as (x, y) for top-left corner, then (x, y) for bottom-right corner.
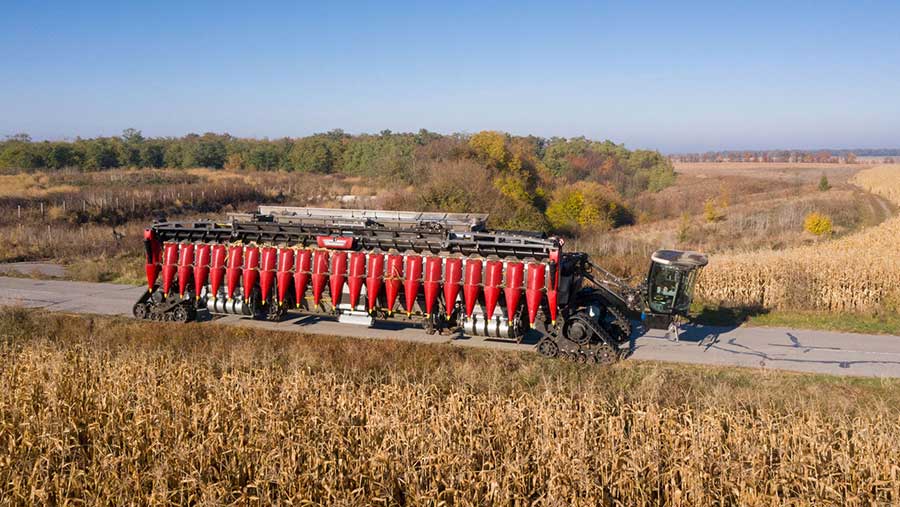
(2, 1), (898, 152)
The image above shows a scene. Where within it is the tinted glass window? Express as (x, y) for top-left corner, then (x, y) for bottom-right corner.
(648, 263), (679, 314)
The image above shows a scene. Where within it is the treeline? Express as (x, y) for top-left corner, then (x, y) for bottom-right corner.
(672, 149), (898, 164)
(0, 129), (676, 233)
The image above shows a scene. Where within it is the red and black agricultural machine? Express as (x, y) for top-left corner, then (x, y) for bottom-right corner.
(135, 207), (707, 363)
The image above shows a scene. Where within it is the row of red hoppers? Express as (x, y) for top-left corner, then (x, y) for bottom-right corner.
(146, 242), (560, 327)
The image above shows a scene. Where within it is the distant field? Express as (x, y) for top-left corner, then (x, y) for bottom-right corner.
(674, 161), (862, 184)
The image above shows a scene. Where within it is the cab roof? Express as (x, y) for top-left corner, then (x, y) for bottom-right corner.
(651, 249), (709, 269)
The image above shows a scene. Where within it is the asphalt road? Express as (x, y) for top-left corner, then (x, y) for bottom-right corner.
(2, 276), (900, 378)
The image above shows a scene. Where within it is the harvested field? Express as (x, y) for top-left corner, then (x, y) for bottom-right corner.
(674, 162), (862, 184)
(1, 309), (899, 505)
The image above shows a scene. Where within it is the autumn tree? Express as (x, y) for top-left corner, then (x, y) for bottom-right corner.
(546, 181), (633, 234)
(469, 130), (514, 170)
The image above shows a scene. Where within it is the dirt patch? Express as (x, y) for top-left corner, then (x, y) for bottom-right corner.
(0, 262), (67, 278)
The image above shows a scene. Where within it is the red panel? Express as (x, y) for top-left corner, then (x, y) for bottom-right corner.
(423, 256), (442, 316)
(225, 245), (243, 300)
(443, 258), (462, 318)
(143, 229), (161, 292)
(483, 260), (502, 320)
(348, 252), (366, 309)
(177, 243), (194, 298)
(294, 249), (312, 308)
(525, 262), (546, 328)
(316, 236), (354, 249)
(242, 247), (260, 303)
(276, 248), (294, 305)
(366, 253), (384, 312)
(504, 262), (524, 322)
(144, 264), (159, 293)
(193, 244), (211, 300)
(161, 243), (178, 296)
(330, 251), (348, 307)
(209, 245), (226, 298)
(384, 254), (403, 314)
(547, 250), (560, 325)
(403, 255), (423, 315)
(366, 254), (384, 313)
(312, 250), (329, 306)
(463, 258), (483, 318)
(259, 247), (277, 302)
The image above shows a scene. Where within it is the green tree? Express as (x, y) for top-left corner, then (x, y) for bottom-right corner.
(0, 142), (44, 169)
(340, 134), (416, 181)
(140, 143), (166, 168)
(187, 136), (227, 168)
(83, 139), (120, 170)
(288, 136), (339, 173)
(542, 137), (592, 177)
(117, 128), (144, 167)
(819, 173), (831, 191)
(626, 150), (676, 195)
(246, 144), (281, 170)
(121, 128), (144, 144)
(164, 142), (187, 168)
(46, 143), (77, 169)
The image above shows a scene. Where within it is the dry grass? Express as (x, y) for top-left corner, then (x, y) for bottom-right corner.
(698, 165), (900, 313)
(578, 164), (893, 279)
(674, 162), (862, 184)
(0, 168), (379, 271)
(0, 221), (144, 264)
(0, 173), (79, 199)
(0, 309), (899, 505)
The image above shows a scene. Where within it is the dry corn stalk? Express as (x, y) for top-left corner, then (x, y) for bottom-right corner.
(698, 165), (900, 312)
(1, 311), (898, 506)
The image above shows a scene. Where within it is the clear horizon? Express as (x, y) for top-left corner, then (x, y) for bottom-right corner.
(2, 1), (899, 153)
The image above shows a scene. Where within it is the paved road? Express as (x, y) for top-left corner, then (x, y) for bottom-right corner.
(2, 276), (900, 378)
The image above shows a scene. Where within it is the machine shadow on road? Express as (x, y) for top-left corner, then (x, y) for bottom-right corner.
(703, 333), (900, 372)
(626, 321), (741, 357)
(627, 320), (900, 374)
(623, 304), (769, 357)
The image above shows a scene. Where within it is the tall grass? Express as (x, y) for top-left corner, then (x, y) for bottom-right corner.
(1, 309), (898, 505)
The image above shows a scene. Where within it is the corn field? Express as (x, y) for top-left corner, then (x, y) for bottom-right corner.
(1, 310), (899, 505)
(698, 165), (900, 313)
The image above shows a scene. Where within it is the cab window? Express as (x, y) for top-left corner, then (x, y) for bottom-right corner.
(648, 263), (679, 314)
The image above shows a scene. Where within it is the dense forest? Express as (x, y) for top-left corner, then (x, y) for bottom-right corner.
(0, 129), (675, 232)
